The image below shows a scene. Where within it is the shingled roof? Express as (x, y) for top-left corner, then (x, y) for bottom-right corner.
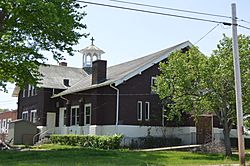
(12, 65), (88, 97)
(38, 65), (88, 89)
(52, 41), (192, 98)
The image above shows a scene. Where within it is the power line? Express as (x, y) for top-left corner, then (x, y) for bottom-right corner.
(238, 25), (250, 30)
(239, 19), (250, 25)
(110, 0), (232, 19)
(111, 0), (250, 26)
(77, 0), (231, 25)
(194, 23), (220, 45)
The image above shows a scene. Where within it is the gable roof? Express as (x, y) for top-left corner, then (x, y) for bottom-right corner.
(12, 65), (88, 97)
(52, 41), (192, 98)
(38, 65), (88, 89)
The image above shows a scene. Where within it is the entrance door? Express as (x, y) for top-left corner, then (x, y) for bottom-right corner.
(196, 115), (213, 144)
(59, 108), (66, 127)
(46, 112), (56, 130)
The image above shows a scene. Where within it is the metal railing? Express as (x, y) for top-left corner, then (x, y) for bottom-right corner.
(33, 127), (55, 145)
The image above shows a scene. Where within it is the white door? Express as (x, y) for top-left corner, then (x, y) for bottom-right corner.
(59, 108), (66, 127)
(46, 112), (56, 129)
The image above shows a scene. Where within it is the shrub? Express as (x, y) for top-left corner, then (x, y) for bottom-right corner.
(129, 136), (182, 149)
(50, 134), (123, 149)
(230, 137), (250, 148)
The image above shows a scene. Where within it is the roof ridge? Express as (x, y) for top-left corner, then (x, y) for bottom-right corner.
(42, 64), (82, 69)
(108, 41), (190, 69)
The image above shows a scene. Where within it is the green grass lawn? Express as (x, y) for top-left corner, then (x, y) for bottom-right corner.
(0, 144), (247, 166)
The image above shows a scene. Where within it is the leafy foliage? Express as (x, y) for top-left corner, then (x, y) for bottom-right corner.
(0, 0), (87, 91)
(154, 34), (250, 156)
(50, 134), (124, 149)
(154, 46), (208, 121)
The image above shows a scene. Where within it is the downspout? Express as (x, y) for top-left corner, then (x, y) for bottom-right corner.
(60, 96), (69, 104)
(110, 84), (119, 133)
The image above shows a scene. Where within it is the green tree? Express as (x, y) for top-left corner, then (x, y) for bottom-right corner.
(154, 34), (250, 156)
(0, 0), (87, 92)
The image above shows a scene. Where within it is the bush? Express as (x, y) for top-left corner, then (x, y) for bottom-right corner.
(230, 137), (250, 149)
(129, 136), (182, 149)
(50, 134), (123, 149)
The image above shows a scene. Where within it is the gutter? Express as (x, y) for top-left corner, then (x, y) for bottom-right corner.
(110, 84), (120, 129)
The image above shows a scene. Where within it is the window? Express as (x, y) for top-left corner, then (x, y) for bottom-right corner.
(31, 86), (37, 96)
(137, 101), (142, 121)
(151, 77), (157, 93)
(7, 119), (11, 133)
(145, 102), (150, 121)
(84, 104), (91, 125)
(28, 85), (31, 97)
(64, 109), (67, 126)
(22, 89), (26, 98)
(27, 85), (37, 97)
(71, 106), (79, 126)
(22, 111), (29, 120)
(2, 119), (6, 133)
(30, 110), (37, 123)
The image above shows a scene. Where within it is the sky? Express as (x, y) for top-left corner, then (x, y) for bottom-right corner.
(0, 0), (250, 110)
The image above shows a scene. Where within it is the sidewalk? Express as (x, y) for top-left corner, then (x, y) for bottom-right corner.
(135, 144), (201, 152)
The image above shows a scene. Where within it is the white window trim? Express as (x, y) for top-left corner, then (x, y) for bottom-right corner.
(59, 107), (66, 127)
(137, 101), (142, 121)
(31, 86), (35, 96)
(2, 119), (6, 133)
(145, 102), (150, 121)
(84, 103), (91, 125)
(28, 85), (31, 97)
(7, 118), (11, 133)
(70, 105), (79, 126)
(22, 89), (26, 98)
(22, 111), (28, 120)
(30, 110), (37, 123)
(151, 76), (157, 93)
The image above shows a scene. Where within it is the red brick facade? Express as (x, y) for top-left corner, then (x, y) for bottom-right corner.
(0, 110), (17, 133)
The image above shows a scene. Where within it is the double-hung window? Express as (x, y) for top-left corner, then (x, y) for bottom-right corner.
(84, 104), (91, 125)
(22, 111), (29, 120)
(30, 110), (37, 123)
(64, 109), (67, 126)
(137, 101), (142, 121)
(22, 89), (26, 98)
(151, 77), (157, 93)
(145, 102), (150, 121)
(2, 119), (6, 133)
(7, 118), (11, 133)
(71, 106), (79, 126)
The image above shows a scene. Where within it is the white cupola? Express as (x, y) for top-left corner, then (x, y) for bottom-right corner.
(80, 37), (105, 69)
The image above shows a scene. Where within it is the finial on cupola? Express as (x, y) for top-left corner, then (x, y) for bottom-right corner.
(91, 37), (95, 46)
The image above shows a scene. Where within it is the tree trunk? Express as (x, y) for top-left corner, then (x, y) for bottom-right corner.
(223, 120), (232, 156)
(0, 10), (4, 31)
(0, 9), (7, 32)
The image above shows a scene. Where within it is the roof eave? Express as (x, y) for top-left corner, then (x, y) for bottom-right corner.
(114, 41), (192, 86)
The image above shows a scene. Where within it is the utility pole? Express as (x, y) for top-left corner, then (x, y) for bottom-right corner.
(231, 3), (245, 166)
